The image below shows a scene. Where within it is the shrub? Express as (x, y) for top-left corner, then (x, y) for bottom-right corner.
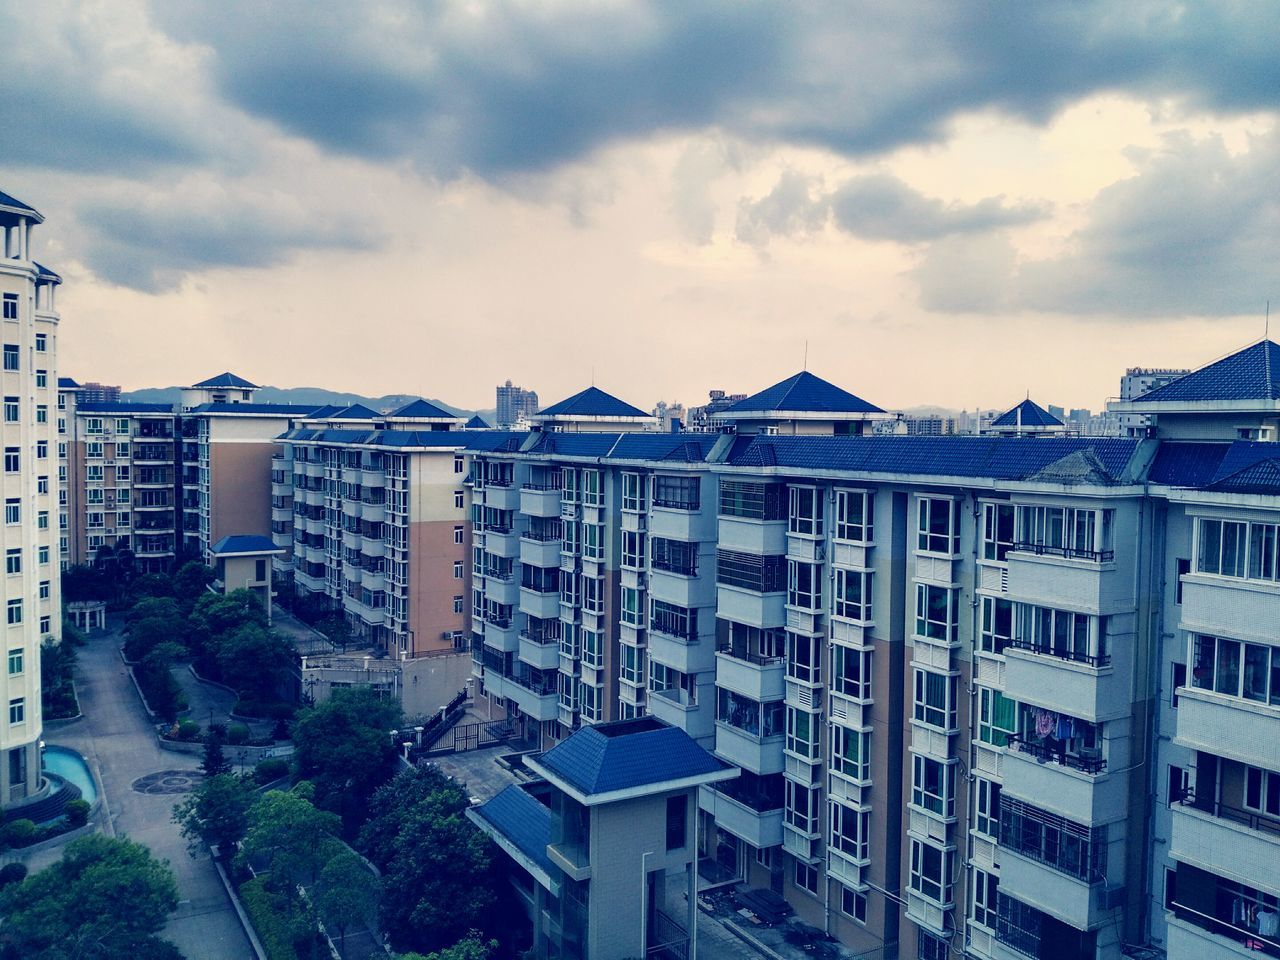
(239, 876), (301, 960)
(175, 720), (202, 741)
(226, 723), (251, 746)
(254, 758), (290, 785)
(0, 862), (27, 886)
(65, 799), (91, 828)
(271, 718), (291, 742)
(2, 818), (37, 847)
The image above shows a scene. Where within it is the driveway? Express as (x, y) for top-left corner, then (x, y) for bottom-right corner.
(35, 622), (254, 959)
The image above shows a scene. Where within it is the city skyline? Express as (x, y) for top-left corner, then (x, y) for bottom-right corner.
(3, 3), (1277, 410)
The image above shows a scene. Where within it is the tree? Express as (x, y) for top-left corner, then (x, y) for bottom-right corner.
(60, 564), (112, 603)
(41, 638), (79, 719)
(239, 783), (343, 896)
(0, 834), (181, 959)
(216, 623), (295, 701)
(130, 573), (175, 600)
(187, 590), (267, 678)
(359, 766), (512, 955)
(127, 596), (184, 627)
(394, 933), (497, 960)
(172, 561), (215, 605)
(292, 688), (402, 827)
(202, 724), (231, 776)
(173, 773), (256, 858)
(315, 852), (380, 960)
(124, 615), (184, 663)
(315, 615), (352, 653)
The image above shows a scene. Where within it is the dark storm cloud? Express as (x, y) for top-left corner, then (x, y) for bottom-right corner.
(830, 175), (1048, 243)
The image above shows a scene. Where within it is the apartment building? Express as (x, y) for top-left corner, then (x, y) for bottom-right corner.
(497, 380), (540, 429)
(272, 399), (501, 659)
(464, 344), (1280, 960)
(0, 190), (62, 811)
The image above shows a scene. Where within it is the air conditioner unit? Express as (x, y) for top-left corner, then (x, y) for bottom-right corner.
(441, 632), (453, 641)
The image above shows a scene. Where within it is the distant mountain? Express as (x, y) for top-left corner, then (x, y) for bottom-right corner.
(122, 385), (494, 421)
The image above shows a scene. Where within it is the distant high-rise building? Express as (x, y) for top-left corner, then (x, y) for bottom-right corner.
(1113, 366), (1190, 436)
(902, 415), (956, 436)
(652, 400), (685, 432)
(77, 381), (120, 404)
(496, 380), (539, 429)
(686, 389), (747, 430)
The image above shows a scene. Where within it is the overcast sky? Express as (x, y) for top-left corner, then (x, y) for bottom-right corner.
(6, 2), (1279, 413)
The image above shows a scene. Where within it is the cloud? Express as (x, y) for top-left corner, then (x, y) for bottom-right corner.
(915, 129), (1280, 316)
(735, 171), (829, 246)
(830, 174), (1048, 243)
(74, 176), (383, 292)
(152, 2), (1280, 177)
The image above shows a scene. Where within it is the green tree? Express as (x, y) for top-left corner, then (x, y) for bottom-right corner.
(216, 623), (295, 701)
(172, 561), (216, 605)
(173, 773), (256, 857)
(359, 767), (510, 955)
(130, 573), (175, 600)
(187, 589), (267, 678)
(315, 852), (380, 960)
(0, 834), (181, 959)
(127, 596), (184, 627)
(394, 933), (497, 960)
(40, 639), (79, 719)
(124, 615), (185, 663)
(292, 688), (402, 827)
(60, 564), (112, 603)
(239, 783), (343, 897)
(202, 724), (231, 776)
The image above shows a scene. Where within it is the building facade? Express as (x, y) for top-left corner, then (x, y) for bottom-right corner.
(497, 380), (540, 429)
(0, 190), (62, 810)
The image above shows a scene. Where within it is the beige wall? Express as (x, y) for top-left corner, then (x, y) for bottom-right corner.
(407, 450), (469, 656)
(210, 441), (275, 545)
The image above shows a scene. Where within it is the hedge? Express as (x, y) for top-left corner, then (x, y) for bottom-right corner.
(238, 877), (300, 960)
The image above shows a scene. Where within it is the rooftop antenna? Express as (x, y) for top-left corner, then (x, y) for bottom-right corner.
(803, 340), (809, 371)
(591, 365), (595, 387)
(1267, 300), (1271, 340)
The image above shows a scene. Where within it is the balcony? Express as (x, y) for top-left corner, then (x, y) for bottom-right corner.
(998, 847), (1109, 931)
(484, 526), (520, 559)
(716, 584), (786, 630)
(1175, 687), (1280, 770)
(519, 586), (561, 621)
(360, 501), (385, 523)
(1001, 738), (1120, 825)
(699, 783), (783, 849)
(481, 617), (519, 653)
(1170, 796), (1280, 892)
(649, 567), (712, 609)
(520, 534), (561, 568)
(717, 515), (787, 556)
(519, 484), (561, 518)
(1181, 576), (1280, 643)
(484, 484), (521, 512)
(506, 672), (558, 722)
(518, 633), (561, 671)
(1006, 546), (1129, 615)
(1166, 904), (1280, 960)
(649, 504), (714, 542)
(360, 568), (385, 591)
(360, 536), (384, 559)
(648, 630), (713, 676)
(715, 650), (785, 702)
(714, 722), (784, 776)
(649, 686), (712, 740)
(1003, 642), (1131, 723)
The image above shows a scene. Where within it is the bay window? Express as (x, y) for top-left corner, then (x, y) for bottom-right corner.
(909, 839), (952, 904)
(982, 502), (1015, 562)
(1190, 634), (1280, 705)
(912, 754), (957, 818)
(979, 596), (1012, 655)
(784, 779), (820, 834)
(787, 631), (821, 685)
(831, 645), (871, 700)
(829, 801), (869, 860)
(834, 569), (872, 621)
(788, 561), (821, 610)
(915, 583), (957, 643)
(621, 471), (646, 512)
(917, 497), (958, 554)
(788, 486), (823, 536)
(786, 706), (820, 759)
(830, 726), (870, 781)
(834, 488), (873, 543)
(913, 669), (957, 731)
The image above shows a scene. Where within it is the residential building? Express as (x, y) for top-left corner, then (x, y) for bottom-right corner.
(1114, 367), (1191, 437)
(0, 189), (62, 811)
(902, 416), (957, 436)
(687, 389), (746, 431)
(76, 381), (120, 404)
(469, 716), (736, 960)
(497, 380), (540, 429)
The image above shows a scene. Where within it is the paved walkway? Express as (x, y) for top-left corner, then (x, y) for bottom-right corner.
(32, 622), (254, 959)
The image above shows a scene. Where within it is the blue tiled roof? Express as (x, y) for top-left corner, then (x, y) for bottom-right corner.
(537, 386), (649, 419)
(191, 402), (320, 415)
(391, 398), (456, 419)
(77, 401), (174, 414)
(1206, 440), (1280, 484)
(192, 372), (258, 389)
(33, 261), (61, 283)
(1134, 340), (1280, 403)
(211, 534), (280, 554)
(0, 189), (39, 217)
(464, 414), (491, 429)
(280, 427), (527, 451)
(991, 399), (1063, 428)
(609, 434), (718, 462)
(58, 377), (81, 389)
(535, 717), (728, 796)
(328, 403), (381, 420)
(472, 785), (553, 875)
(525, 433), (623, 458)
(306, 405), (343, 419)
(1205, 458), (1280, 495)
(724, 435), (1141, 482)
(723, 371), (883, 415)
(1146, 443), (1229, 487)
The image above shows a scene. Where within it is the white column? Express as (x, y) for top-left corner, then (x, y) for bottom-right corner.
(17, 219), (27, 260)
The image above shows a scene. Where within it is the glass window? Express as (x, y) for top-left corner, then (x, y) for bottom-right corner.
(980, 596), (1013, 655)
(909, 839), (950, 904)
(653, 475), (699, 510)
(913, 669), (956, 730)
(829, 801), (869, 860)
(915, 583), (956, 642)
(831, 645), (871, 700)
(830, 726), (869, 781)
(834, 489), (873, 542)
(834, 569), (872, 621)
(788, 561), (821, 609)
(912, 754), (956, 817)
(978, 688), (1018, 747)
(786, 706), (820, 759)
(719, 480), (786, 520)
(983, 502), (1015, 562)
(788, 486), (823, 536)
(918, 497), (957, 554)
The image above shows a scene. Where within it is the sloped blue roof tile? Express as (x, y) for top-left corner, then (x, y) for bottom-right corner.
(1134, 340), (1280, 403)
(192, 372), (259, 389)
(211, 535), (280, 554)
(472, 785), (553, 875)
(991, 398), (1063, 428)
(537, 386), (649, 419)
(724, 371), (883, 415)
(391, 398), (456, 419)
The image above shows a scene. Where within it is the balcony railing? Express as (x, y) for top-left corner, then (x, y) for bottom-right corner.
(1006, 637), (1111, 668)
(715, 645), (785, 667)
(647, 911), (689, 960)
(1007, 735), (1107, 774)
(1174, 789), (1280, 838)
(1011, 541), (1114, 563)
(521, 481), (561, 491)
(1169, 901), (1280, 958)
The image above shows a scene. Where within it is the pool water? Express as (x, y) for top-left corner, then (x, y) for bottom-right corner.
(42, 745), (98, 805)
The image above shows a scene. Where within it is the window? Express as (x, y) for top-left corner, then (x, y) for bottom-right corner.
(452, 560), (463, 579)
(716, 688), (784, 738)
(454, 490), (464, 509)
(829, 801), (869, 860)
(36, 476), (47, 494)
(979, 596), (1012, 655)
(913, 669), (956, 730)
(1196, 516), (1280, 583)
(620, 586), (642, 626)
(2, 448), (15, 473)
(834, 569), (872, 621)
(621, 472), (646, 512)
(719, 480), (786, 520)
(4, 499), (19, 524)
(978, 688), (1018, 747)
(581, 629), (603, 669)
(785, 706), (820, 759)
(38, 580), (49, 600)
(840, 887), (868, 924)
(999, 798), (1105, 882)
(5, 599), (20, 625)
(2, 396), (16, 422)
(452, 595), (464, 615)
(4, 549), (18, 575)
(665, 794), (688, 851)
(453, 454), (464, 474)
(1013, 604), (1104, 665)
(36, 510), (47, 530)
(918, 932), (948, 960)
(912, 754), (956, 817)
(915, 583), (957, 642)
(831, 645), (871, 700)
(972, 868), (999, 929)
(1, 294), (16, 320)
(909, 838), (951, 905)
(788, 561), (821, 609)
(35, 332), (45, 352)
(1016, 505), (1114, 560)
(716, 550), (784, 591)
(35, 369), (46, 388)
(982, 502), (1015, 562)
(652, 537), (697, 575)
(2, 345), (18, 371)
(582, 523), (604, 561)
(1190, 634), (1280, 705)
(787, 632), (821, 685)
(7, 649), (22, 676)
(975, 777), (1002, 837)
(1244, 765), (1280, 818)
(8, 698), (24, 724)
(582, 576), (604, 614)
(793, 860), (818, 895)
(788, 486), (823, 536)
(650, 600), (696, 640)
(917, 497), (958, 554)
(35, 404), (46, 424)
(581, 469), (602, 507)
(86, 465), (104, 482)
(834, 489), (873, 542)
(652, 475), (699, 510)
(831, 726), (869, 780)
(36, 440), (47, 459)
(785, 778), (820, 834)
(621, 531), (646, 569)
(453, 525), (463, 544)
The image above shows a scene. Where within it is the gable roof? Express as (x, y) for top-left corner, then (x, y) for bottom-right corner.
(464, 414), (491, 429)
(722, 371), (883, 416)
(991, 398), (1063, 428)
(536, 386), (649, 420)
(529, 717), (732, 802)
(0, 189), (41, 220)
(58, 377), (82, 389)
(33, 261), (61, 283)
(470, 785), (553, 878)
(211, 534), (283, 555)
(192, 372), (258, 389)
(390, 398), (456, 420)
(327, 403), (381, 420)
(1133, 340), (1280, 404)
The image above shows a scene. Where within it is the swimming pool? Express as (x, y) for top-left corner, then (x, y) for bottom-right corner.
(42, 745), (98, 806)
